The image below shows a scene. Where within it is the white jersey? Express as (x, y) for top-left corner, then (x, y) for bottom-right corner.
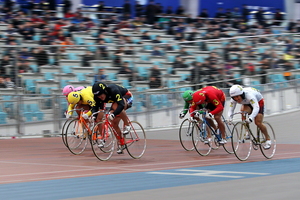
(228, 87), (263, 120)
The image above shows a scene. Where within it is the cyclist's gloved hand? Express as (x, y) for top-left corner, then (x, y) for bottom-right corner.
(246, 117), (253, 124)
(206, 112), (213, 119)
(82, 114), (89, 119)
(179, 111), (185, 119)
(66, 113), (71, 119)
(194, 111), (201, 118)
(108, 113), (115, 121)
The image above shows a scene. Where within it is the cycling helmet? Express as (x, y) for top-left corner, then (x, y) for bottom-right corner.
(182, 90), (194, 102)
(67, 92), (81, 104)
(229, 85), (244, 97)
(62, 85), (75, 96)
(92, 82), (108, 96)
(193, 91), (206, 104)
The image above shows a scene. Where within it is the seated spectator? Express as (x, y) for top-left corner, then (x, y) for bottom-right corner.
(172, 56), (188, 74)
(140, 31), (151, 40)
(16, 61), (32, 73)
(176, 5), (185, 15)
(64, 10), (76, 19)
(206, 52), (219, 65)
(149, 77), (162, 89)
(0, 76), (7, 88)
(113, 47), (124, 67)
(151, 46), (163, 56)
(178, 47), (191, 57)
(152, 22), (163, 30)
(149, 65), (161, 79)
(125, 46), (135, 55)
(96, 39), (109, 59)
(4, 75), (15, 88)
(81, 50), (95, 67)
(152, 35), (162, 43)
(131, 17), (144, 27)
(118, 61), (133, 75)
(165, 6), (173, 14)
(18, 22), (35, 40)
(94, 68), (107, 83)
(164, 43), (174, 51)
(0, 55), (12, 69)
(258, 36), (269, 44)
(283, 51), (295, 61)
(18, 47), (34, 61)
(39, 37), (51, 45)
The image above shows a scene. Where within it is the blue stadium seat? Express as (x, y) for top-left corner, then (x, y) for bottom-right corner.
(24, 79), (36, 93)
(30, 104), (44, 120)
(67, 53), (78, 60)
(0, 111), (7, 124)
(62, 66), (72, 73)
(167, 55), (175, 62)
(30, 64), (38, 73)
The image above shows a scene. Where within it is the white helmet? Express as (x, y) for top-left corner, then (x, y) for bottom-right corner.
(229, 85), (244, 97)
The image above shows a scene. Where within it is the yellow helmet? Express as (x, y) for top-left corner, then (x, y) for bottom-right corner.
(67, 92), (81, 104)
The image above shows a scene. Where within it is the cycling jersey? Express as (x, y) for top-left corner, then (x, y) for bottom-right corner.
(92, 84), (132, 116)
(67, 86), (96, 116)
(228, 87), (264, 120)
(190, 86), (225, 116)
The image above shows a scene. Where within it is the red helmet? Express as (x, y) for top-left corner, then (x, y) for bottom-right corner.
(193, 91), (206, 104)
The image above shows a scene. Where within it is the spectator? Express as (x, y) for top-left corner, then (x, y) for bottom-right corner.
(94, 68), (107, 83)
(152, 35), (162, 43)
(123, 0), (131, 16)
(166, 6), (173, 14)
(125, 46), (135, 55)
(135, 1), (144, 17)
(0, 55), (12, 70)
(242, 4), (249, 22)
(199, 8), (209, 18)
(33, 47), (49, 71)
(140, 31), (151, 40)
(145, 0), (157, 24)
(118, 61), (134, 75)
(176, 5), (185, 15)
(273, 9), (283, 26)
(97, 39), (109, 59)
(172, 56), (188, 74)
(0, 76), (7, 88)
(151, 46), (163, 56)
(82, 50), (95, 67)
(164, 43), (174, 51)
(152, 22), (163, 30)
(113, 47), (124, 67)
(255, 7), (265, 26)
(4, 75), (15, 88)
(149, 76), (162, 89)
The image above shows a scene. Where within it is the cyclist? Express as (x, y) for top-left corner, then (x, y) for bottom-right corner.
(92, 82), (133, 154)
(179, 90), (194, 119)
(228, 84), (271, 149)
(190, 86), (227, 144)
(62, 85), (85, 97)
(66, 86), (96, 119)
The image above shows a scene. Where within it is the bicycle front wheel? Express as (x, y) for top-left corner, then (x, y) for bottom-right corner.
(259, 121), (276, 159)
(90, 122), (116, 161)
(125, 121), (146, 159)
(179, 118), (195, 151)
(231, 122), (252, 161)
(65, 119), (89, 155)
(192, 121), (212, 156)
(222, 121), (235, 154)
(61, 119), (72, 147)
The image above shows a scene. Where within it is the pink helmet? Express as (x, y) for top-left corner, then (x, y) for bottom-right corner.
(62, 85), (75, 96)
(74, 86), (85, 92)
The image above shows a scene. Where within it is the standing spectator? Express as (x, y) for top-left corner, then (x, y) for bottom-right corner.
(135, 1), (144, 17)
(273, 9), (283, 26)
(94, 68), (107, 83)
(123, 0), (131, 17)
(81, 50), (95, 67)
(33, 47), (49, 72)
(255, 7), (265, 26)
(97, 1), (105, 19)
(62, 0), (72, 14)
(242, 4), (249, 22)
(166, 6), (173, 14)
(199, 9), (209, 18)
(145, 0), (157, 24)
(176, 5), (185, 15)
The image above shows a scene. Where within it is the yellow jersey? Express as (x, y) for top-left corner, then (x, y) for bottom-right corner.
(67, 86), (96, 116)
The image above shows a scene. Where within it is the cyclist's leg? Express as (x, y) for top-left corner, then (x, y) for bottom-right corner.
(255, 113), (270, 140)
(214, 111), (226, 139)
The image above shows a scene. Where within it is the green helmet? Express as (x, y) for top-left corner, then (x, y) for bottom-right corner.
(182, 90), (194, 102)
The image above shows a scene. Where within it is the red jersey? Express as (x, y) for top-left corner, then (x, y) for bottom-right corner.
(190, 86), (225, 115)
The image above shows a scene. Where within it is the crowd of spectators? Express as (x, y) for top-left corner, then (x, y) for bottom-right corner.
(0, 0), (299, 90)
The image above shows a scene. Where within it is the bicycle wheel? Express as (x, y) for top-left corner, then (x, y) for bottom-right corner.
(90, 122), (116, 161)
(222, 121), (235, 154)
(259, 121), (276, 159)
(125, 121), (146, 159)
(231, 122), (252, 161)
(179, 118), (195, 151)
(61, 119), (72, 147)
(192, 121), (212, 156)
(65, 119), (89, 155)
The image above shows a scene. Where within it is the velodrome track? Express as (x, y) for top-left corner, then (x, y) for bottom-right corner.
(0, 110), (300, 200)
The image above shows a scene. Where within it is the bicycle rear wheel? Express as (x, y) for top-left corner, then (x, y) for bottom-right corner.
(231, 122), (252, 161)
(179, 118), (195, 151)
(90, 122), (115, 161)
(125, 121), (146, 159)
(65, 119), (88, 155)
(259, 121), (276, 159)
(192, 121), (212, 156)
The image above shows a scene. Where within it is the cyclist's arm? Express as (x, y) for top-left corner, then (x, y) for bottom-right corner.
(227, 99), (237, 119)
(189, 102), (197, 117)
(67, 103), (75, 115)
(182, 102), (190, 114)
